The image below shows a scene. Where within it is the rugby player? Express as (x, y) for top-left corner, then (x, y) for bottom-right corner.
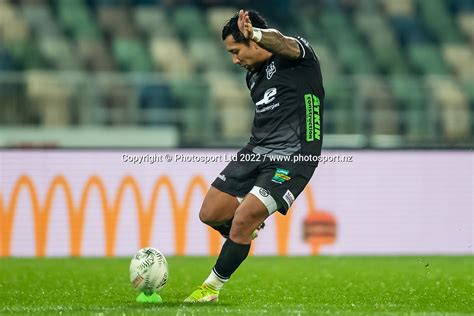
(184, 9), (324, 302)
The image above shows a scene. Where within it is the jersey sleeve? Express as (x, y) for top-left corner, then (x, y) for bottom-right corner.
(292, 36), (318, 62)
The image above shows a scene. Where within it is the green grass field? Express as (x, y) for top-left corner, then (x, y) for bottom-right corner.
(0, 256), (472, 315)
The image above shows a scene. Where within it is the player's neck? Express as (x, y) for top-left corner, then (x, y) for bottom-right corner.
(254, 52), (273, 72)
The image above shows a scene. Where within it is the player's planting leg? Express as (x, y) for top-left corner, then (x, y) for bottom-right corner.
(209, 213), (266, 239)
(183, 237), (250, 303)
(184, 193), (270, 302)
(206, 193), (266, 239)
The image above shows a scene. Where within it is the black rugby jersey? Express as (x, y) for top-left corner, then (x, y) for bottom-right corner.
(245, 36), (324, 161)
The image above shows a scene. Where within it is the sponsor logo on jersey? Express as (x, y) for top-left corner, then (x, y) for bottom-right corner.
(272, 168), (291, 184)
(305, 94), (321, 141)
(266, 61), (276, 79)
(256, 103), (280, 113)
(283, 189), (295, 208)
(256, 87), (277, 106)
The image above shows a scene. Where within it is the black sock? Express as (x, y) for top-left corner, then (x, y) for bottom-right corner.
(213, 238), (251, 280)
(211, 218), (233, 238)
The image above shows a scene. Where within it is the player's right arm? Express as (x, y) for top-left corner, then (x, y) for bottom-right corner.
(237, 10), (301, 60)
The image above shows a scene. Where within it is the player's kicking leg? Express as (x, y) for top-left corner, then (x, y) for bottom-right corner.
(198, 186), (239, 238)
(184, 190), (272, 302)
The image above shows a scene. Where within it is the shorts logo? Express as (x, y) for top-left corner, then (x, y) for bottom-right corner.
(283, 190), (295, 208)
(217, 174), (226, 181)
(266, 61), (276, 79)
(271, 168), (291, 184)
(259, 187), (269, 197)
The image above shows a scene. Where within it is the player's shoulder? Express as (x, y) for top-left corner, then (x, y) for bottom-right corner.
(293, 35), (311, 47)
(291, 35), (319, 62)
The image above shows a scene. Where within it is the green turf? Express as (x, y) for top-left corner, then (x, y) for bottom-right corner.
(0, 256), (472, 315)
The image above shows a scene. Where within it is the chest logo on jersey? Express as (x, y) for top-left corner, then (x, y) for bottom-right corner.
(256, 87), (277, 106)
(266, 61), (276, 79)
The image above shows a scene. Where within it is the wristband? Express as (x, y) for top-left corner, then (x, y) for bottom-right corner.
(252, 28), (262, 42)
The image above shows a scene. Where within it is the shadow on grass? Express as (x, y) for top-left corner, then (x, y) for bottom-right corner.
(126, 301), (233, 308)
(130, 302), (233, 308)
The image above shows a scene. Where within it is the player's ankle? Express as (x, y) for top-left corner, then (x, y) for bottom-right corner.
(204, 269), (228, 291)
(203, 283), (220, 292)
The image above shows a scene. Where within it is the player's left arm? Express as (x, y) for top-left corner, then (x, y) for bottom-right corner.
(238, 10), (301, 60)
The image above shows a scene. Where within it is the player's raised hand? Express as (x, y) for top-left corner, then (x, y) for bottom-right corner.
(238, 9), (253, 40)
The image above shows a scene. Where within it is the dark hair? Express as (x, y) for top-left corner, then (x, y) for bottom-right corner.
(221, 10), (269, 43)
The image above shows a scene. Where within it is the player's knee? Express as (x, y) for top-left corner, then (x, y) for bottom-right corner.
(198, 206), (215, 225)
(229, 218), (252, 241)
(199, 203), (224, 226)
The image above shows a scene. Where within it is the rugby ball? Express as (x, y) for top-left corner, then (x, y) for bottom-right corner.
(129, 247), (168, 294)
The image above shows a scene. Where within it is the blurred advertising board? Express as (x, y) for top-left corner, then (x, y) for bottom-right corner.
(1, 150), (472, 256)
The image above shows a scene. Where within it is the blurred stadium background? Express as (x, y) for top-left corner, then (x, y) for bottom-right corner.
(0, 0), (472, 148)
(1, 0), (473, 314)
